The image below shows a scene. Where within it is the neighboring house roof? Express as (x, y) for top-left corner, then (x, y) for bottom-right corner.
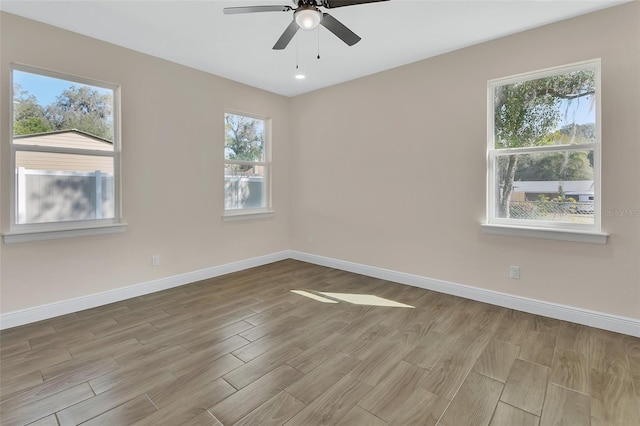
(14, 129), (113, 151)
(14, 129), (113, 173)
(512, 181), (594, 194)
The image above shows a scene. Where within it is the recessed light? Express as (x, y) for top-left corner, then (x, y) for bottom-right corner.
(295, 74), (306, 80)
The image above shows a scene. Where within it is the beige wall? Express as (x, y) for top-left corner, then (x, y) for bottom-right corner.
(1, 12), (292, 312)
(1, 3), (639, 322)
(289, 2), (640, 319)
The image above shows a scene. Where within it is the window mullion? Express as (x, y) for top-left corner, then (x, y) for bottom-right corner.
(224, 160), (266, 167)
(492, 143), (596, 156)
(14, 145), (116, 157)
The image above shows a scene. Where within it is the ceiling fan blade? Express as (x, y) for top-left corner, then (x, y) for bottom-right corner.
(320, 13), (361, 46)
(322, 0), (389, 9)
(273, 20), (299, 50)
(223, 5), (292, 14)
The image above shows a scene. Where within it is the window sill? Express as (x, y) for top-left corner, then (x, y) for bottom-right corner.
(3, 222), (128, 244)
(223, 209), (275, 222)
(481, 223), (608, 244)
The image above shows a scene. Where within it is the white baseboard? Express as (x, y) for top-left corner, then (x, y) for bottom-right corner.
(0, 251), (292, 330)
(2, 249), (638, 337)
(290, 251), (640, 337)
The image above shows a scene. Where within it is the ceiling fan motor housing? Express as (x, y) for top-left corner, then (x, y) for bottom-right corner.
(294, 4), (323, 30)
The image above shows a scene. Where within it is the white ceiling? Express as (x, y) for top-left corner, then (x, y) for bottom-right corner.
(0, 0), (630, 97)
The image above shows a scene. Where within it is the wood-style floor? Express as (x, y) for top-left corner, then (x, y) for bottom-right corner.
(1, 260), (639, 426)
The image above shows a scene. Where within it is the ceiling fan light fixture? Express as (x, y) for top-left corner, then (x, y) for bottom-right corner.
(295, 7), (322, 30)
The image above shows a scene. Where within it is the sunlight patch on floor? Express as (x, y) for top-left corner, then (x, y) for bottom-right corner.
(291, 290), (414, 308)
(290, 290), (338, 304)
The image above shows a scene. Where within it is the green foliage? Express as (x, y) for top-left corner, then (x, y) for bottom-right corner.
(558, 123), (595, 143)
(12, 83), (113, 141)
(494, 70), (595, 149)
(514, 151), (594, 181)
(534, 194), (565, 216)
(225, 114), (264, 162)
(46, 86), (113, 141)
(14, 117), (52, 135)
(13, 84), (52, 136)
(494, 81), (560, 149)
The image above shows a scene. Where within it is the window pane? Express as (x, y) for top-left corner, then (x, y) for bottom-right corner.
(16, 152), (115, 224)
(224, 113), (265, 162)
(13, 70), (114, 141)
(495, 150), (594, 224)
(494, 69), (596, 150)
(224, 164), (266, 210)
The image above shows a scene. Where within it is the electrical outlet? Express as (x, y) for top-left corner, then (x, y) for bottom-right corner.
(509, 265), (520, 279)
(308, 235), (313, 245)
(152, 255), (160, 267)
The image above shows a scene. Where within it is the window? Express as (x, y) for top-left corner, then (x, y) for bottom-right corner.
(5, 65), (123, 243)
(485, 60), (606, 243)
(223, 111), (271, 218)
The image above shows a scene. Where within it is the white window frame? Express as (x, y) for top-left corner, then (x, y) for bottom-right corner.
(483, 60), (608, 244)
(3, 64), (126, 244)
(222, 110), (273, 221)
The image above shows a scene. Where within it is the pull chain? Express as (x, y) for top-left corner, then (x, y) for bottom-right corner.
(296, 34), (300, 69)
(317, 25), (321, 59)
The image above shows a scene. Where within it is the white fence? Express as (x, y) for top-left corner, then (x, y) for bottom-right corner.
(224, 175), (265, 210)
(17, 168), (114, 224)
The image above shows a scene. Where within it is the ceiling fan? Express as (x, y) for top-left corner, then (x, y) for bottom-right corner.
(224, 0), (389, 50)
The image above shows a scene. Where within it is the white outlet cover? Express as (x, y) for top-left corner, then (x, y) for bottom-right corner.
(509, 266), (520, 279)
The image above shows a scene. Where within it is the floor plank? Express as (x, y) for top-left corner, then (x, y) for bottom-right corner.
(81, 394), (157, 426)
(419, 334), (483, 400)
(284, 374), (372, 425)
(132, 379), (235, 426)
(403, 329), (457, 370)
(590, 368), (640, 425)
(56, 371), (175, 425)
(0, 371), (43, 403)
(147, 353), (243, 408)
(285, 332), (354, 374)
(519, 330), (556, 368)
(209, 364), (303, 425)
(591, 331), (631, 379)
(439, 371), (503, 426)
(1, 383), (94, 426)
(233, 391), (306, 426)
(285, 351), (361, 405)
(501, 359), (549, 416)
(489, 402), (539, 426)
(549, 347), (590, 394)
(25, 414), (59, 426)
(358, 360), (426, 421)
(540, 383), (590, 426)
(387, 388), (449, 426)
(472, 338), (519, 383)
(336, 406), (386, 426)
(178, 410), (222, 426)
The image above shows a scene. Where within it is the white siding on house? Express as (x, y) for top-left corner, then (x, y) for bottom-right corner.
(16, 151), (113, 173)
(15, 130), (113, 151)
(14, 130), (114, 173)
